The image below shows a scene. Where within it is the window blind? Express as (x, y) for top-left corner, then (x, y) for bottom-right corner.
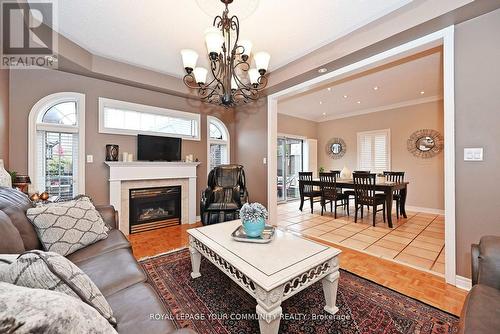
(357, 130), (390, 173)
(209, 143), (228, 171)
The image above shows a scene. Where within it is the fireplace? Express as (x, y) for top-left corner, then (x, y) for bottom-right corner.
(129, 186), (181, 234)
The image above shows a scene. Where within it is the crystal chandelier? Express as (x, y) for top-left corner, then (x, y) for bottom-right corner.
(180, 0), (270, 107)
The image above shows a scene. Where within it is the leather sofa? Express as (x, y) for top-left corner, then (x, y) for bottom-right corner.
(200, 164), (249, 225)
(458, 235), (500, 334)
(0, 187), (195, 334)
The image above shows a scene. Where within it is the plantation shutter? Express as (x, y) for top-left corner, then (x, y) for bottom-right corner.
(209, 143), (228, 171)
(357, 130), (390, 173)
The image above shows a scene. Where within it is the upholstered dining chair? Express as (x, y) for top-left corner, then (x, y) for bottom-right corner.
(319, 172), (349, 218)
(383, 171), (405, 219)
(298, 172), (321, 213)
(353, 173), (386, 226)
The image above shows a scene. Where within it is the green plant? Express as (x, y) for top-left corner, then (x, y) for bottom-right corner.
(319, 166), (325, 174)
(8, 171), (17, 184)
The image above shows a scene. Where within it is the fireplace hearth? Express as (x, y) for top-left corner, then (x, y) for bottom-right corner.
(129, 186), (181, 234)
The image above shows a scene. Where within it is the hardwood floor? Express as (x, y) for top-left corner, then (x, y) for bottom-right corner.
(128, 220), (466, 316)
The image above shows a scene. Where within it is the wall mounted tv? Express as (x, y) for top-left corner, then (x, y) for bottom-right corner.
(137, 135), (182, 162)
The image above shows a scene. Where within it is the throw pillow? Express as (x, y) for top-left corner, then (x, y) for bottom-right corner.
(26, 196), (108, 256)
(0, 282), (117, 334)
(0, 250), (117, 326)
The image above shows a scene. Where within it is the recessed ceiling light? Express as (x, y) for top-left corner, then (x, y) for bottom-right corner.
(343, 95), (348, 99)
(420, 91), (425, 95)
(373, 86), (379, 90)
(318, 68), (328, 73)
(357, 101), (361, 104)
(319, 101), (323, 105)
(322, 112), (327, 116)
(327, 87), (332, 91)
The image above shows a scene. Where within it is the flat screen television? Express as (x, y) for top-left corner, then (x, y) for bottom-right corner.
(137, 135), (182, 161)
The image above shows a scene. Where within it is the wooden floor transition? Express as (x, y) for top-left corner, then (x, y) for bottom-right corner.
(128, 219), (466, 316)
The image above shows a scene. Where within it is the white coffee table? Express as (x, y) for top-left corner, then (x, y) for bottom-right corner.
(187, 220), (341, 334)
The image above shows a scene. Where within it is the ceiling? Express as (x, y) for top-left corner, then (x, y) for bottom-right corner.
(278, 49), (443, 122)
(51, 0), (413, 78)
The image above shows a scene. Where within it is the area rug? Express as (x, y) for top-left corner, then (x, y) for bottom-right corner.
(140, 248), (459, 334)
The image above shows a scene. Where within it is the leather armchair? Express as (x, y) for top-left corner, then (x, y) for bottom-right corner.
(200, 164), (249, 225)
(458, 236), (500, 334)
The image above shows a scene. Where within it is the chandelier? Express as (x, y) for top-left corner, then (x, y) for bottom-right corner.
(180, 0), (270, 107)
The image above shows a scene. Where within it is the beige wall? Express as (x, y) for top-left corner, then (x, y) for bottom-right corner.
(234, 99), (268, 205)
(455, 8), (500, 277)
(316, 101), (444, 210)
(0, 70), (8, 167)
(8, 69), (235, 213)
(277, 114), (318, 139)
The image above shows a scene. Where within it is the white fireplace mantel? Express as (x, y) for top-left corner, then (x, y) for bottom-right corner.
(105, 161), (201, 235)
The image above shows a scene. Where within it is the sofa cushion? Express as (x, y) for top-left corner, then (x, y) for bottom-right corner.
(2, 206), (42, 251)
(0, 186), (33, 212)
(27, 197), (109, 256)
(76, 248), (146, 297)
(0, 211), (25, 253)
(0, 282), (117, 334)
(0, 250), (116, 326)
(67, 229), (131, 264)
(459, 284), (500, 334)
(107, 283), (178, 334)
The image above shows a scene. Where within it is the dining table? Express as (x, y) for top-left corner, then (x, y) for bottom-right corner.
(298, 178), (409, 228)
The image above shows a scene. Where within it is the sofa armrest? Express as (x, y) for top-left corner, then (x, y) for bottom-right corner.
(95, 205), (118, 230)
(471, 243), (480, 286)
(476, 236), (500, 289)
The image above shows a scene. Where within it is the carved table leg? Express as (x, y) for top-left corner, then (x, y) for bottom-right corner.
(322, 270), (340, 314)
(189, 246), (202, 279)
(256, 304), (282, 334)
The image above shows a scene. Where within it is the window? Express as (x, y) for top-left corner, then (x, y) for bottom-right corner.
(357, 129), (391, 173)
(207, 117), (230, 174)
(99, 98), (200, 140)
(28, 93), (85, 200)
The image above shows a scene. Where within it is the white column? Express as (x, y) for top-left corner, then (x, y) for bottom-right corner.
(188, 177), (197, 224)
(109, 180), (122, 231)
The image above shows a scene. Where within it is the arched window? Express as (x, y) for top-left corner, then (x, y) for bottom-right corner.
(207, 116), (230, 174)
(28, 92), (85, 200)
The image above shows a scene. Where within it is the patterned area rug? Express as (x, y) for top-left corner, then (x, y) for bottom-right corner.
(140, 248), (459, 334)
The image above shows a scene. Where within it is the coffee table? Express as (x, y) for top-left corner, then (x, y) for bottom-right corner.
(187, 220), (341, 334)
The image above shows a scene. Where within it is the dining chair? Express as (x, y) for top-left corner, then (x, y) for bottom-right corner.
(298, 172), (321, 213)
(353, 173), (386, 226)
(344, 170), (371, 211)
(319, 172), (349, 218)
(383, 171), (405, 219)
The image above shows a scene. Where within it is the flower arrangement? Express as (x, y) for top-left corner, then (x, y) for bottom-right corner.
(240, 202), (268, 223)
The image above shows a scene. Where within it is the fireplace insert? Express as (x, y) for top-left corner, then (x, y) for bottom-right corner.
(129, 186), (181, 234)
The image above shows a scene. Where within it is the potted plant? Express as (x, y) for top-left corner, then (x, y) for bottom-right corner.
(240, 202), (268, 237)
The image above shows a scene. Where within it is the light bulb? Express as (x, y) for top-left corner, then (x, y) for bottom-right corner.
(180, 49), (198, 73)
(193, 67), (208, 84)
(254, 51), (270, 75)
(204, 27), (224, 59)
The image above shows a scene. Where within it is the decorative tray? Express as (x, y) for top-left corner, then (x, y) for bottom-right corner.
(231, 225), (276, 244)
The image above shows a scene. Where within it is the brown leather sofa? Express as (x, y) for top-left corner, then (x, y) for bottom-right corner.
(0, 187), (195, 334)
(458, 236), (500, 334)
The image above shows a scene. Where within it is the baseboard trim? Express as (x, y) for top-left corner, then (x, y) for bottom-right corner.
(456, 275), (472, 291)
(405, 206), (445, 215)
(196, 215), (201, 222)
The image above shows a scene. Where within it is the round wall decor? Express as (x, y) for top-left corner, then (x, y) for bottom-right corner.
(407, 129), (443, 158)
(326, 138), (346, 159)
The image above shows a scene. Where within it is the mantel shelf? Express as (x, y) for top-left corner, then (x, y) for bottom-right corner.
(104, 161), (201, 167)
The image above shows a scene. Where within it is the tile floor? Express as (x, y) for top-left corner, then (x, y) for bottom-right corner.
(277, 201), (445, 274)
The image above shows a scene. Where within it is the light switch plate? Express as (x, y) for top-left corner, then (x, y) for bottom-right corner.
(464, 148), (483, 161)
(86, 155), (94, 163)
(262, 157), (267, 165)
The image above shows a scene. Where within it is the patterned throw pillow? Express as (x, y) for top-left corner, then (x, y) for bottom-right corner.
(27, 196), (108, 256)
(0, 250), (117, 326)
(0, 282), (117, 334)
